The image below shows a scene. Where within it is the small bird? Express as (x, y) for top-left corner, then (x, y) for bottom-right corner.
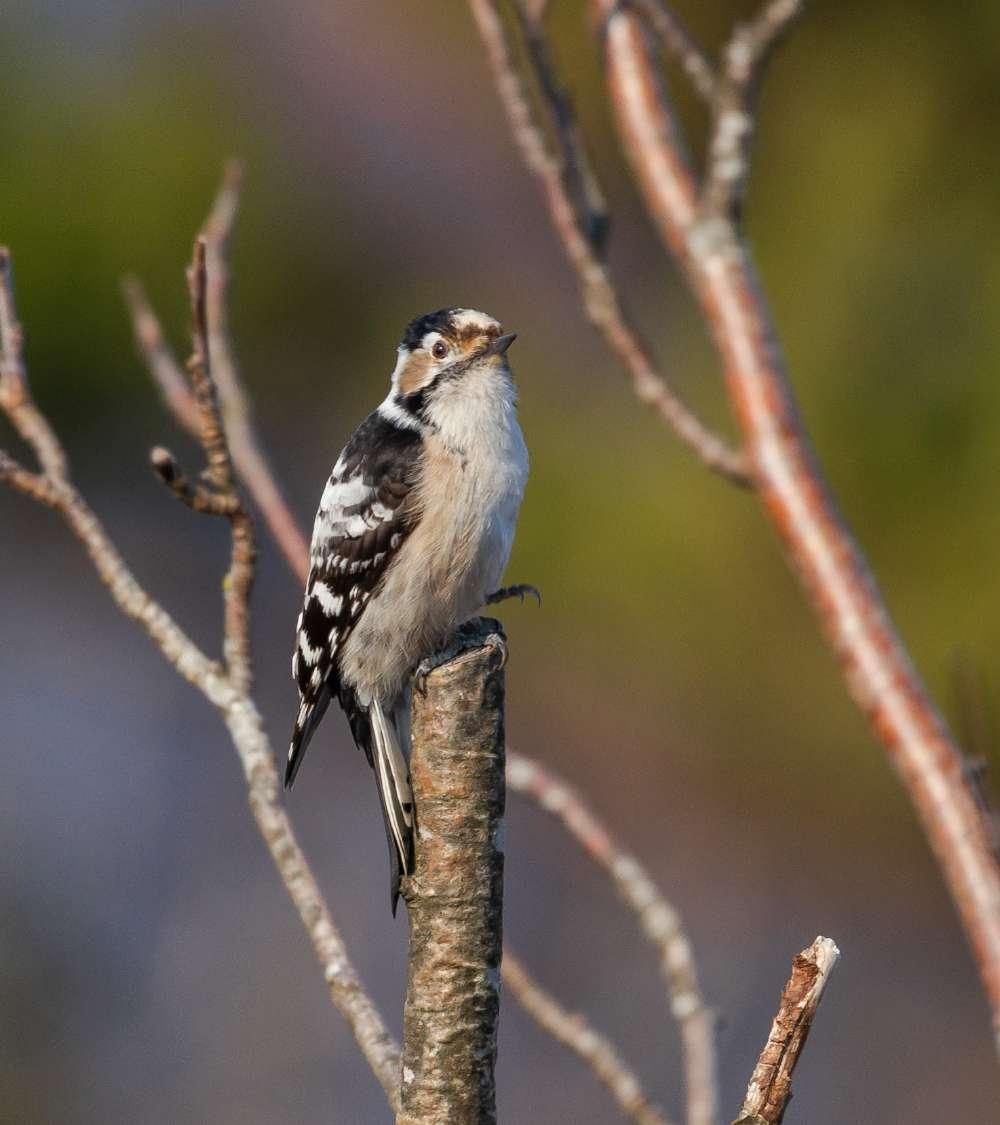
(286, 308), (530, 912)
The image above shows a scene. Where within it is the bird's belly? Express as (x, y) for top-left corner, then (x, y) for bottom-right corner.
(340, 449), (521, 703)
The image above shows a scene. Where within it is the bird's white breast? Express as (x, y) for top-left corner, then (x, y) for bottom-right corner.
(340, 365), (527, 703)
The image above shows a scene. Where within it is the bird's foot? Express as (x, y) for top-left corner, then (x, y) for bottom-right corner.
(485, 583), (542, 607)
(413, 618), (507, 694)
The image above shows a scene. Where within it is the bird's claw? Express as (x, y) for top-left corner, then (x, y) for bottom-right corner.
(485, 583), (541, 608)
(413, 619), (508, 693)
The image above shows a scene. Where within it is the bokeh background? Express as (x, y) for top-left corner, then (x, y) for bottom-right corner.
(3, 2), (1000, 1121)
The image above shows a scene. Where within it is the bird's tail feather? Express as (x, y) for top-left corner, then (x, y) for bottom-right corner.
(370, 698), (414, 914)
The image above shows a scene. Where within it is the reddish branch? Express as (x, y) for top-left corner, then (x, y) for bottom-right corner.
(471, 0), (1000, 1050)
(733, 937), (840, 1124)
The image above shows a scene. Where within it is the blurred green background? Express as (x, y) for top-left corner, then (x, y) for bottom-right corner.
(2, 1), (999, 1121)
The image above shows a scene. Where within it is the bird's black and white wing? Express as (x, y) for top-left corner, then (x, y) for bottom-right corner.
(287, 410), (421, 788)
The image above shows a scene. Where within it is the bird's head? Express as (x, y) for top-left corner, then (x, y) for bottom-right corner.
(387, 308), (517, 430)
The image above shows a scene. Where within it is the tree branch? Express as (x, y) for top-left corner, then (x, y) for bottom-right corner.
(399, 619), (508, 1125)
(575, 0), (1000, 1052)
(122, 174), (683, 1113)
(0, 245), (403, 1109)
(733, 936), (840, 1125)
(626, 0), (717, 103)
(467, 0), (750, 486)
(507, 752), (717, 1125)
(503, 950), (673, 1125)
(701, 0), (803, 221)
(123, 165), (311, 583)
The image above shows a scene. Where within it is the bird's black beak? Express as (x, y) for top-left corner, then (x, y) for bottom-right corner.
(486, 332), (517, 357)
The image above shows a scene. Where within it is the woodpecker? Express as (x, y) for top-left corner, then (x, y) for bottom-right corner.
(287, 308), (530, 912)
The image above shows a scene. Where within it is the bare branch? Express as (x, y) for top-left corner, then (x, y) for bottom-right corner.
(0, 448), (60, 505)
(123, 167), (311, 583)
(122, 276), (202, 436)
(503, 950), (672, 1125)
(150, 445), (239, 517)
(701, 0), (804, 221)
(0, 247), (68, 481)
(511, 0), (608, 248)
(198, 162), (312, 583)
(627, 0), (717, 103)
(182, 239), (256, 692)
(0, 247), (403, 1108)
(733, 937), (839, 1125)
(583, 0), (1000, 1052)
(186, 239), (234, 491)
(467, 0), (750, 486)
(507, 752), (717, 1125)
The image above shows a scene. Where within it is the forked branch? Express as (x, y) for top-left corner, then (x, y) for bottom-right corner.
(0, 243), (402, 1109)
(123, 166), (310, 583)
(467, 0), (749, 485)
(474, 0), (1000, 1050)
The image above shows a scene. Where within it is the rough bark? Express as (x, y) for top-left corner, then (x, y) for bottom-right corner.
(734, 936), (840, 1125)
(398, 618), (507, 1125)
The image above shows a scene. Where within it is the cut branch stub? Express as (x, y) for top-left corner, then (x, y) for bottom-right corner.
(734, 936), (840, 1125)
(399, 618), (507, 1125)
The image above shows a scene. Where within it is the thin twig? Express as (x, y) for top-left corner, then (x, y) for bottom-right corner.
(150, 445), (239, 517)
(121, 276), (203, 436)
(185, 238), (256, 694)
(507, 752), (718, 1125)
(503, 950), (672, 1125)
(733, 937), (839, 1125)
(585, 0), (1000, 1052)
(0, 247), (403, 1109)
(512, 0), (609, 249)
(122, 167), (311, 583)
(468, 0), (750, 486)
(627, 0), (717, 102)
(0, 248), (68, 481)
(701, 0), (804, 221)
(197, 163), (312, 582)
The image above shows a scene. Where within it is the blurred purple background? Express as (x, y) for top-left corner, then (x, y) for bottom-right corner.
(3, 2), (1000, 1121)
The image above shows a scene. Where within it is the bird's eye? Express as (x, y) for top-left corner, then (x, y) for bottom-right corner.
(431, 340), (448, 360)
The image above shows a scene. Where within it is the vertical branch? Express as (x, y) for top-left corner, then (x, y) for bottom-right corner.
(399, 619), (507, 1125)
(186, 239), (255, 693)
(198, 162), (312, 583)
